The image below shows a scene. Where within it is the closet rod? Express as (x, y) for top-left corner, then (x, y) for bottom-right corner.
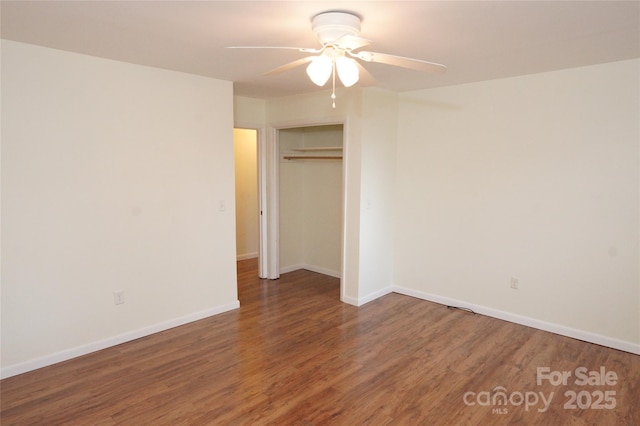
(283, 155), (343, 160)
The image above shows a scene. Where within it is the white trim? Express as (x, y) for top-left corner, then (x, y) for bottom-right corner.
(393, 286), (640, 356)
(236, 252), (258, 261)
(279, 263), (303, 275)
(340, 287), (393, 307)
(300, 264), (341, 279)
(341, 286), (394, 307)
(339, 119), (349, 308)
(257, 127), (268, 279)
(341, 295), (359, 306)
(0, 301), (240, 379)
(280, 263), (342, 279)
(358, 287), (394, 306)
(266, 125), (280, 279)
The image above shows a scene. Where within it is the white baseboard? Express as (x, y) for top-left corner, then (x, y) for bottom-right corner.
(279, 263), (304, 275)
(0, 301), (240, 379)
(342, 286), (393, 307)
(341, 295), (359, 306)
(236, 252), (258, 261)
(280, 263), (341, 279)
(393, 286), (640, 355)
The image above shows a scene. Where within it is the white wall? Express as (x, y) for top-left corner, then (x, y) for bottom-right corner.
(300, 127), (343, 276)
(394, 59), (640, 351)
(357, 89), (398, 301)
(279, 130), (305, 270)
(234, 96), (266, 128)
(1, 41), (239, 376)
(234, 129), (259, 259)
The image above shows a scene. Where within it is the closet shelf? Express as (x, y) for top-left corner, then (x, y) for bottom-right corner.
(283, 155), (343, 160)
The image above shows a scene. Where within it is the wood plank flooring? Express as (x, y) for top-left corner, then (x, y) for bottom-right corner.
(2, 258), (639, 425)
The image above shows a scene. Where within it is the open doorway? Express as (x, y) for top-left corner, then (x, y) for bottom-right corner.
(233, 128), (261, 272)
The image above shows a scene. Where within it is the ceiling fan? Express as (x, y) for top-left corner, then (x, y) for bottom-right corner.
(228, 11), (447, 107)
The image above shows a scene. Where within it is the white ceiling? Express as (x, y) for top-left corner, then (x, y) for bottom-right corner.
(2, 1), (639, 99)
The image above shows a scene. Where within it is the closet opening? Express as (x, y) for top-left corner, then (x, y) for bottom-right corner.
(277, 124), (344, 284)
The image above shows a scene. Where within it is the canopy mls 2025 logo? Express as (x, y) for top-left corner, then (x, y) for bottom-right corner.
(463, 366), (618, 415)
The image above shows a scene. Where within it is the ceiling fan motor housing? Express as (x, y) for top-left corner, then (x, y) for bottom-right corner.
(312, 12), (361, 44)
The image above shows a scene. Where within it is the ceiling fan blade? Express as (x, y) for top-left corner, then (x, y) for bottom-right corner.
(264, 56), (315, 76)
(353, 51), (447, 74)
(355, 62), (377, 86)
(227, 46), (322, 54)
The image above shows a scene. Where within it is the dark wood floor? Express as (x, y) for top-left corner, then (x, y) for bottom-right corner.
(2, 258), (639, 425)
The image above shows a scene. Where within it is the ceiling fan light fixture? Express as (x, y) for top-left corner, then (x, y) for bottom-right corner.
(306, 54), (332, 86)
(336, 56), (359, 87)
(312, 11), (361, 44)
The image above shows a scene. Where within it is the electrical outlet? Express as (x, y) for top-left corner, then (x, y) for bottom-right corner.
(510, 278), (519, 290)
(218, 200), (226, 212)
(114, 290), (125, 305)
